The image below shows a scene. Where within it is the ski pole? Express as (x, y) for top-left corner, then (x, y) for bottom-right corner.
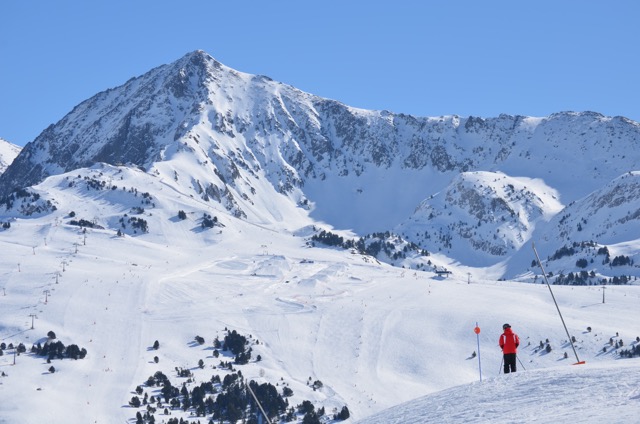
(516, 355), (526, 371)
(498, 357), (503, 375)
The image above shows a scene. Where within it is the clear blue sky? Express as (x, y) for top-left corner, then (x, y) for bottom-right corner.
(2, 0), (639, 147)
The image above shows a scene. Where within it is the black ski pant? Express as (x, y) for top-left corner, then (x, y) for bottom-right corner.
(503, 353), (517, 373)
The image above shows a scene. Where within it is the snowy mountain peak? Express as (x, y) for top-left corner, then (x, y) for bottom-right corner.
(1, 51), (640, 278)
(0, 137), (21, 174)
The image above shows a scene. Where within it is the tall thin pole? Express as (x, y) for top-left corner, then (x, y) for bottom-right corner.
(532, 242), (584, 364)
(246, 379), (271, 423)
(474, 323), (482, 382)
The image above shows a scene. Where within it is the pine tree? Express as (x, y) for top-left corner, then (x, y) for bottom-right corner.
(130, 396), (141, 408)
(335, 406), (350, 420)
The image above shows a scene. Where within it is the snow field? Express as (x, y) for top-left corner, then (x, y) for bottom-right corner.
(0, 168), (639, 423)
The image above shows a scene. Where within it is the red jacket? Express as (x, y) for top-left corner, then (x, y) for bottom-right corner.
(499, 328), (520, 354)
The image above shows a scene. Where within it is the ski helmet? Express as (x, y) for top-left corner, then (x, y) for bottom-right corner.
(503, 323), (511, 330)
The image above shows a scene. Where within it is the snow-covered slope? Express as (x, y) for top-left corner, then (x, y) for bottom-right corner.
(542, 171), (640, 246)
(504, 171), (640, 280)
(396, 171), (563, 266)
(0, 137), (20, 175)
(0, 168), (638, 423)
(358, 360), (640, 424)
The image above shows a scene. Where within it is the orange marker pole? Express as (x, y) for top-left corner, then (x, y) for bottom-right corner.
(474, 322), (482, 382)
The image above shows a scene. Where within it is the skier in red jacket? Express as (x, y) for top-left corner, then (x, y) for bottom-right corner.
(499, 323), (520, 373)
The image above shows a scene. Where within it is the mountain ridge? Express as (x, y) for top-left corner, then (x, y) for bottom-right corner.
(1, 50), (639, 278)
